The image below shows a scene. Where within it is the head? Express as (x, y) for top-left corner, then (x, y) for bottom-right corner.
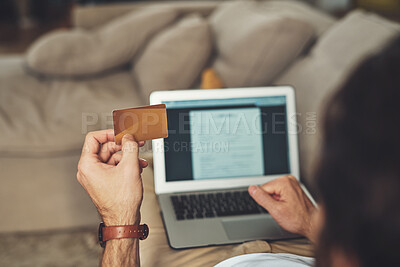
(315, 35), (400, 266)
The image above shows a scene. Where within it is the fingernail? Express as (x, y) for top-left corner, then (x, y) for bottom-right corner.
(249, 185), (257, 195)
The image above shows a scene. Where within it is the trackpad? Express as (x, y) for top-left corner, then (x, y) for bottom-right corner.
(222, 216), (283, 240)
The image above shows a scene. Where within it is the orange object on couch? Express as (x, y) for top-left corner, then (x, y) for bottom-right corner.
(201, 68), (224, 89)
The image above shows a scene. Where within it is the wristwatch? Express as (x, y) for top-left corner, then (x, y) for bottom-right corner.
(98, 222), (149, 248)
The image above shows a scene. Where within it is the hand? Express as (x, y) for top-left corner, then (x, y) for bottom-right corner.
(249, 175), (318, 242)
(77, 129), (148, 226)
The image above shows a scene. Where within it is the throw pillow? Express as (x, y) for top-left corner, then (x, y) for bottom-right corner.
(259, 0), (336, 37)
(133, 14), (212, 103)
(274, 10), (400, 179)
(26, 7), (178, 76)
(210, 0), (314, 88)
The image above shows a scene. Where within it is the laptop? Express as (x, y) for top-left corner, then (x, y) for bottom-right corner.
(150, 86), (315, 249)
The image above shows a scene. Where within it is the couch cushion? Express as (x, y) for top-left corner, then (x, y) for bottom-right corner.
(0, 56), (143, 156)
(133, 14), (212, 103)
(259, 0), (336, 37)
(26, 7), (177, 77)
(73, 1), (219, 29)
(274, 10), (400, 180)
(210, 0), (315, 88)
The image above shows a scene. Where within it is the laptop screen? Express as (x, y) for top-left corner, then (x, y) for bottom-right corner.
(162, 96), (290, 182)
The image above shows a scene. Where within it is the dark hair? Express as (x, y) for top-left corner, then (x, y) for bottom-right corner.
(315, 36), (400, 267)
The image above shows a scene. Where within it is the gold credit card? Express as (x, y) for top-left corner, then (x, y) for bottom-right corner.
(113, 104), (168, 145)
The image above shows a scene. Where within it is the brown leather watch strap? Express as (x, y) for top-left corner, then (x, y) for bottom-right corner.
(102, 224), (149, 242)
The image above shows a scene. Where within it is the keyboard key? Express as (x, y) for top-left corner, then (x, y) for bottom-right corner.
(205, 212), (215, 218)
(195, 213), (204, 219)
(216, 211), (229, 217)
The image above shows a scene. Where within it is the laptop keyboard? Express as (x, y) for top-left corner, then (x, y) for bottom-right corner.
(171, 190), (268, 220)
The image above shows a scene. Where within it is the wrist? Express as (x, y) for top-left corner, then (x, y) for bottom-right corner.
(103, 217), (140, 226)
(102, 208), (141, 226)
(99, 221), (149, 248)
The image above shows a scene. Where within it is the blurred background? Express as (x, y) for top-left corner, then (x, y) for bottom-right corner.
(0, 0), (399, 54)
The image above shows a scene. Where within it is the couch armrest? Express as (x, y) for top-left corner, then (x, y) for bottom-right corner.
(72, 1), (220, 29)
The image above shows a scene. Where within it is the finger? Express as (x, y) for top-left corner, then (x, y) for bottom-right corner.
(260, 175), (295, 195)
(82, 129), (115, 157)
(139, 158), (148, 168)
(120, 134), (139, 171)
(107, 152), (122, 165)
(260, 180), (282, 196)
(249, 185), (276, 210)
(138, 141), (145, 147)
(99, 142), (122, 163)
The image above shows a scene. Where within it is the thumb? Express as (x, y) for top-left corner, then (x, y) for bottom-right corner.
(249, 185), (275, 210)
(120, 134), (139, 167)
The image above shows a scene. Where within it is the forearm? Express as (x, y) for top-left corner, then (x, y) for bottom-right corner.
(304, 208), (319, 244)
(102, 238), (140, 267)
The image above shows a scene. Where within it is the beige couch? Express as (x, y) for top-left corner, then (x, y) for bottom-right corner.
(0, 0), (399, 234)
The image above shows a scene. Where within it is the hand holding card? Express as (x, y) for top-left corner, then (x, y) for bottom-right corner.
(113, 104), (168, 145)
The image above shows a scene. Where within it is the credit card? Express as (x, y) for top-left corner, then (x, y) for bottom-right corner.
(113, 104), (168, 145)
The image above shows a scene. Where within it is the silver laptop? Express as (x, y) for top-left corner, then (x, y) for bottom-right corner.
(150, 87), (314, 249)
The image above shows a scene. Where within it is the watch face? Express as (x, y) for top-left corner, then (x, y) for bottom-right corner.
(140, 224), (149, 240)
(98, 222), (106, 248)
